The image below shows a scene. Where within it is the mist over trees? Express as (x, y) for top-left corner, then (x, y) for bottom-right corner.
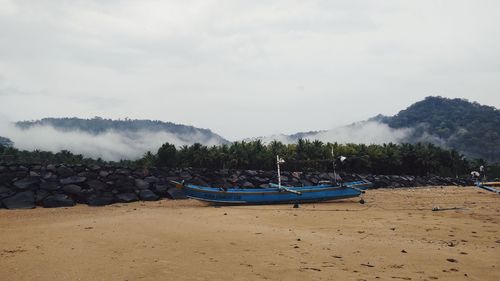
(2, 140), (498, 178)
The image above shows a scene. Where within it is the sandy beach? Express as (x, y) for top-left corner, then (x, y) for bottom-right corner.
(1, 186), (498, 281)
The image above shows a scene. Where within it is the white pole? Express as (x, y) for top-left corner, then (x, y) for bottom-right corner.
(277, 155), (282, 190)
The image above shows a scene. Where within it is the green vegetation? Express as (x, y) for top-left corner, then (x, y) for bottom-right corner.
(3, 140), (498, 178)
(383, 96), (500, 162)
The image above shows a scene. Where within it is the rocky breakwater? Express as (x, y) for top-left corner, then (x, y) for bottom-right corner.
(0, 164), (473, 209)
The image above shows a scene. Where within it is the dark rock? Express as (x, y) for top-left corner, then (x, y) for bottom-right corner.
(167, 188), (187, 200)
(179, 172), (192, 180)
(116, 168), (131, 175)
(77, 171), (98, 180)
(299, 179), (312, 186)
(42, 194), (75, 208)
(42, 172), (55, 180)
(144, 176), (160, 183)
(60, 176), (86, 185)
(2, 191), (35, 209)
(89, 165), (101, 171)
(114, 177), (134, 192)
(241, 181), (255, 188)
(45, 164), (57, 173)
(116, 192), (139, 203)
(245, 170), (258, 176)
(87, 193), (115, 206)
(99, 171), (110, 178)
(35, 189), (50, 204)
(57, 166), (74, 178)
(135, 179), (150, 190)
(86, 179), (107, 191)
(0, 185), (14, 199)
(40, 181), (61, 191)
(139, 189), (159, 201)
(13, 176), (39, 190)
(62, 184), (82, 195)
(0, 173), (16, 184)
(153, 183), (170, 196)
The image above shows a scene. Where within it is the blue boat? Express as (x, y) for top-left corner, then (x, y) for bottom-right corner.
(172, 180), (372, 204)
(172, 155), (371, 204)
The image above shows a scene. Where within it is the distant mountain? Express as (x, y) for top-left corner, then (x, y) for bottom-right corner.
(249, 96), (500, 162)
(16, 117), (230, 146)
(381, 96), (500, 162)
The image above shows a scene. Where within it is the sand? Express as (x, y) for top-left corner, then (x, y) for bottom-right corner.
(1, 186), (499, 281)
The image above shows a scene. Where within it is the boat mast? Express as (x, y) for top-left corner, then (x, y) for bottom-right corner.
(331, 147), (337, 185)
(277, 155), (285, 190)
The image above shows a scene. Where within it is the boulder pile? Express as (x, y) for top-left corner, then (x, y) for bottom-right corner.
(0, 164), (473, 209)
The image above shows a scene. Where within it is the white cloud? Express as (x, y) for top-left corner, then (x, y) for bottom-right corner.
(0, 0), (499, 140)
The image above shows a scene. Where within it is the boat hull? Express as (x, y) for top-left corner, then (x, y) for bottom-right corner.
(182, 181), (372, 204)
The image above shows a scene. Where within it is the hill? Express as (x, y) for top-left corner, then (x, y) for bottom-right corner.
(250, 96), (500, 163)
(382, 96), (500, 162)
(15, 117), (229, 146)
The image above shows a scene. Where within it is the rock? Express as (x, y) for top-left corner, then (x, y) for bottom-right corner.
(245, 170), (258, 176)
(299, 179), (312, 186)
(179, 172), (192, 180)
(99, 171), (110, 178)
(42, 194), (75, 208)
(144, 176), (160, 183)
(139, 189), (159, 201)
(86, 179), (107, 191)
(0, 173), (16, 184)
(87, 193), (115, 206)
(62, 184), (82, 195)
(40, 181), (61, 191)
(60, 176), (86, 185)
(1, 191), (35, 209)
(114, 177), (134, 192)
(135, 179), (150, 190)
(29, 171), (40, 177)
(116, 192), (139, 203)
(57, 166), (74, 178)
(35, 189), (50, 204)
(42, 172), (55, 180)
(0, 185), (14, 199)
(116, 168), (131, 175)
(89, 165), (101, 171)
(153, 183), (170, 196)
(167, 188), (187, 200)
(241, 181), (255, 188)
(46, 164), (57, 173)
(13, 176), (39, 190)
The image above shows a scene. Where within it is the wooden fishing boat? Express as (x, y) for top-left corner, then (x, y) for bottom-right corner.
(172, 180), (372, 204)
(172, 154), (372, 204)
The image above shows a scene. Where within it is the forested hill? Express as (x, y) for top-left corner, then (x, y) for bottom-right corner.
(381, 96), (500, 162)
(15, 117), (230, 145)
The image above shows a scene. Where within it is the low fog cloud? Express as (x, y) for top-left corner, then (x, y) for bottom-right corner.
(257, 121), (412, 145)
(0, 119), (224, 161)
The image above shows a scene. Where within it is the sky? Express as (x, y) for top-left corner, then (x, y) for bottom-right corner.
(0, 0), (499, 141)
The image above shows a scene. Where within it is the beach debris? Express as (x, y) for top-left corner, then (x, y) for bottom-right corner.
(361, 263), (375, 268)
(293, 203), (300, 208)
(401, 249), (407, 253)
(446, 258), (458, 263)
(432, 206), (464, 211)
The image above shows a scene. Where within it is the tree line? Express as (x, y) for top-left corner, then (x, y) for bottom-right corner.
(1, 140), (498, 178)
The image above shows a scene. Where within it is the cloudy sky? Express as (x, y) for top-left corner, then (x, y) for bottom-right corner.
(0, 0), (499, 140)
